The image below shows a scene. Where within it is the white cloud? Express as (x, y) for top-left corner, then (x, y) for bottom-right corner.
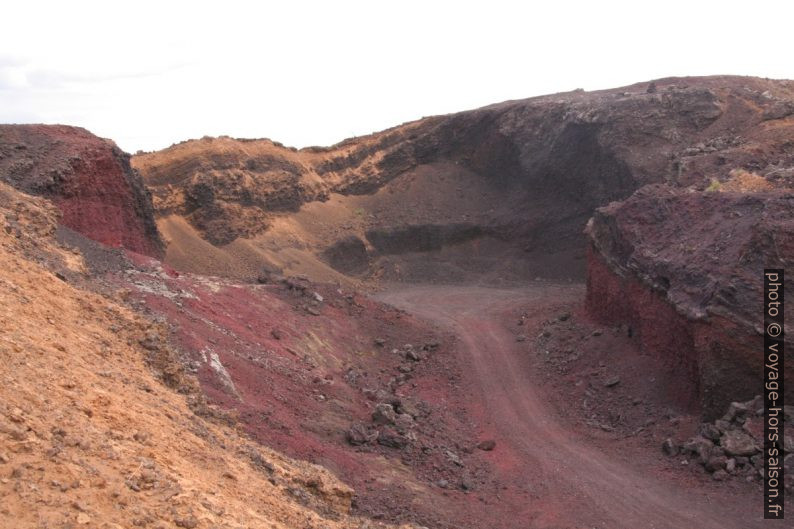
(2, 0), (793, 152)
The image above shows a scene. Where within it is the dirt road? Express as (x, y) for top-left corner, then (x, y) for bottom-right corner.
(378, 284), (784, 529)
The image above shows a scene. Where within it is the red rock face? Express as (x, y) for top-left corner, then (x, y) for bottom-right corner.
(585, 246), (701, 412)
(585, 186), (793, 420)
(0, 125), (163, 257)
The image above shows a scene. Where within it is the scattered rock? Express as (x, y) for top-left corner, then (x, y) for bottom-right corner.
(395, 399), (423, 419)
(714, 419), (731, 433)
(712, 469), (728, 481)
(682, 436), (714, 464)
(661, 438), (678, 456)
(174, 515), (198, 529)
(372, 404), (397, 425)
(284, 276), (309, 291)
(405, 348), (423, 361)
(377, 427), (408, 449)
(445, 450), (463, 466)
(394, 413), (415, 433)
(603, 376), (621, 388)
(698, 423), (721, 442)
(720, 430), (759, 457)
(722, 401), (750, 423)
(705, 455), (728, 473)
(477, 439), (496, 451)
(270, 329), (283, 340)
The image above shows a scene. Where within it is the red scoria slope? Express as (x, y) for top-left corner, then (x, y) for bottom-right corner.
(585, 184), (794, 419)
(93, 251), (507, 529)
(0, 124), (163, 257)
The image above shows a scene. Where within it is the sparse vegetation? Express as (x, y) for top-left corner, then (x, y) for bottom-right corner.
(723, 169), (773, 192)
(705, 178), (723, 192)
(705, 170), (772, 193)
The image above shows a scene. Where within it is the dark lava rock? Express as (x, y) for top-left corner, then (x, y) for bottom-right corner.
(705, 455), (728, 473)
(377, 427), (408, 449)
(346, 423), (378, 446)
(698, 423), (722, 442)
(477, 439), (496, 451)
(712, 469), (729, 481)
(372, 403), (398, 425)
(682, 436), (714, 464)
(661, 438), (678, 456)
(720, 430), (759, 457)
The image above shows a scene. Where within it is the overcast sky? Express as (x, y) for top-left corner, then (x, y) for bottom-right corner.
(2, 1), (793, 153)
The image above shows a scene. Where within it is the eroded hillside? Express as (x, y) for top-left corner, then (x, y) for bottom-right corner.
(133, 76), (794, 284)
(0, 182), (416, 529)
(2, 76), (793, 529)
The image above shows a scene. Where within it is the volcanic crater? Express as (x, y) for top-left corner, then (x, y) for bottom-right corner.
(1, 75), (793, 529)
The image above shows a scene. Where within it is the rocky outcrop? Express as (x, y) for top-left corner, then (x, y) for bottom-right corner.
(0, 125), (163, 257)
(585, 184), (794, 419)
(663, 395), (793, 490)
(133, 76), (794, 282)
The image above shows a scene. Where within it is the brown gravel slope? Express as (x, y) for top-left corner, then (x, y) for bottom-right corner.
(0, 180), (414, 529)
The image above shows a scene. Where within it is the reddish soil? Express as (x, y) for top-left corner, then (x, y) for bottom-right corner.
(107, 248), (791, 528)
(0, 125), (163, 257)
(379, 285), (791, 529)
(98, 254), (512, 529)
(5, 76), (794, 529)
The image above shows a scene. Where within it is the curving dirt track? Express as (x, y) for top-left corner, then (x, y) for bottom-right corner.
(378, 285), (786, 529)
